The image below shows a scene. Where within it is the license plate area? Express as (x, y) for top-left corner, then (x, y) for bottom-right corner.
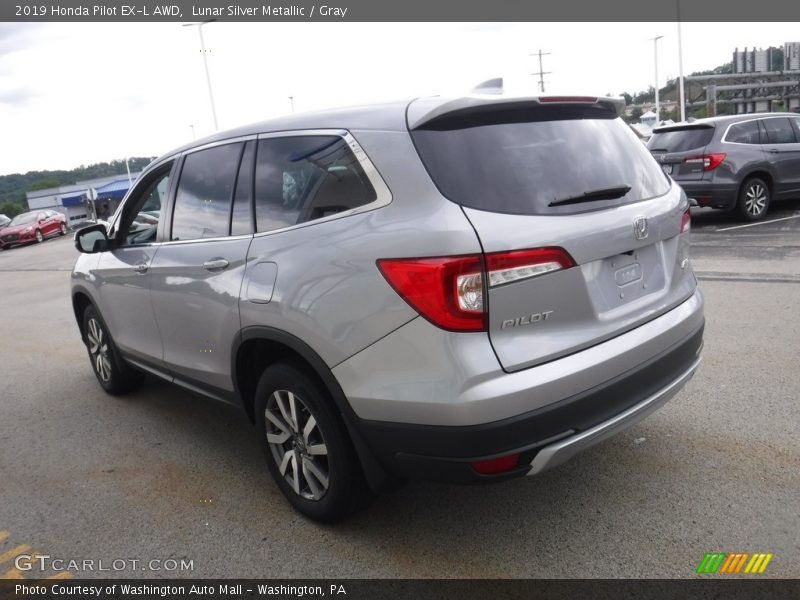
(586, 244), (666, 313)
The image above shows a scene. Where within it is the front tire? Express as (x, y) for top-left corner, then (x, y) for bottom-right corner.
(59, 223), (67, 235)
(254, 362), (370, 522)
(737, 177), (770, 221)
(82, 305), (144, 395)
(34, 229), (43, 243)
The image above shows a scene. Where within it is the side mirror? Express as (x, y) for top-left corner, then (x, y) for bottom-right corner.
(688, 198), (699, 207)
(74, 223), (110, 254)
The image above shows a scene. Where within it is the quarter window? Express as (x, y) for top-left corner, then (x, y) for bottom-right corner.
(761, 118), (797, 144)
(726, 120), (761, 144)
(254, 136), (377, 233)
(172, 143), (243, 241)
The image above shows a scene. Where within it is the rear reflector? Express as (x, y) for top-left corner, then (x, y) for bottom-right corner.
(684, 153), (726, 171)
(681, 208), (691, 233)
(377, 247), (575, 333)
(471, 454), (521, 474)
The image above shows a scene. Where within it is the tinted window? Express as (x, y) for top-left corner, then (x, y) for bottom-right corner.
(254, 136), (377, 233)
(231, 141), (255, 236)
(412, 105), (670, 216)
(172, 143), (242, 241)
(647, 125), (715, 153)
(727, 120), (761, 144)
(761, 118), (797, 144)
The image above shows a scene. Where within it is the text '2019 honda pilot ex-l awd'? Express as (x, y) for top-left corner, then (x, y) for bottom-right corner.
(72, 91), (704, 522)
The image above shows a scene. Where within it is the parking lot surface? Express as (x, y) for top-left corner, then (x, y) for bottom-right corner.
(0, 207), (798, 579)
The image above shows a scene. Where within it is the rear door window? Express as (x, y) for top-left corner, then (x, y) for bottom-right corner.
(761, 117), (797, 144)
(726, 120), (762, 144)
(172, 143), (243, 241)
(411, 105), (670, 216)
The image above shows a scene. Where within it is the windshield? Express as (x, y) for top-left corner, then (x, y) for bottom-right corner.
(411, 105), (670, 216)
(9, 212), (38, 226)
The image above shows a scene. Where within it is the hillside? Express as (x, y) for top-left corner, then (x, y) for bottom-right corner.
(0, 157), (155, 217)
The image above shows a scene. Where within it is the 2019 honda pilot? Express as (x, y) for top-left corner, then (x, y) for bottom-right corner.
(648, 113), (800, 221)
(71, 91), (704, 521)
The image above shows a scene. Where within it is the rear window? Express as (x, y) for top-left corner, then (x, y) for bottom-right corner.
(411, 105), (670, 216)
(648, 126), (714, 153)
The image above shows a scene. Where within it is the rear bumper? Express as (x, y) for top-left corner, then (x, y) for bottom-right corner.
(351, 323), (703, 483)
(675, 180), (737, 208)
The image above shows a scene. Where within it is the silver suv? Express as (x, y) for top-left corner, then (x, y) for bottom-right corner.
(72, 92), (704, 522)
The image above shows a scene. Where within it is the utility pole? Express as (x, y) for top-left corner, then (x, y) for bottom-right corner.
(530, 49), (552, 93)
(651, 36), (664, 123)
(677, 1), (686, 121)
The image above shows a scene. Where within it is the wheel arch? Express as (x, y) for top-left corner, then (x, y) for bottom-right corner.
(71, 288), (95, 335)
(738, 169), (774, 195)
(232, 326), (394, 492)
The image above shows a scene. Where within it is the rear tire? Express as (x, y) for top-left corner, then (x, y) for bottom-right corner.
(737, 177), (770, 221)
(254, 362), (371, 522)
(82, 305), (144, 395)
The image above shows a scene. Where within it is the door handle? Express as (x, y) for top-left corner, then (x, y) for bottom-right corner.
(768, 148), (780, 153)
(133, 262), (149, 274)
(202, 258), (229, 271)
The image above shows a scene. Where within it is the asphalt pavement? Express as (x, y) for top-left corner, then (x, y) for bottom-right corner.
(0, 210), (798, 579)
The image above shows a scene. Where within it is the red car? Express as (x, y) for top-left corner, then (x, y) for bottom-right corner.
(0, 209), (68, 249)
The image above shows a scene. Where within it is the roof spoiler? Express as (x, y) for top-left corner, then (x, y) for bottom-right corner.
(408, 87), (626, 129)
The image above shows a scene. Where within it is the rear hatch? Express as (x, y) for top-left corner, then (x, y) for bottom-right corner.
(647, 123), (716, 180)
(409, 98), (696, 372)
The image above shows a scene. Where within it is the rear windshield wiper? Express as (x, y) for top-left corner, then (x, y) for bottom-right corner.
(548, 185), (631, 207)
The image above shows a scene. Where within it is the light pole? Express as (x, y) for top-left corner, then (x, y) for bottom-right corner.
(183, 20), (219, 131)
(677, 0), (686, 121)
(651, 35), (664, 124)
(289, 96), (294, 112)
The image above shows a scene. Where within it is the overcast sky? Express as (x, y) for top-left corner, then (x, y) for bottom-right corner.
(1, 21), (799, 176)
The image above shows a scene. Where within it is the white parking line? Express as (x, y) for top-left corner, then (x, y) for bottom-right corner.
(717, 214), (800, 232)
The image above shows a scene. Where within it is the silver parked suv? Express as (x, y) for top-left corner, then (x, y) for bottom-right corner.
(72, 91), (704, 521)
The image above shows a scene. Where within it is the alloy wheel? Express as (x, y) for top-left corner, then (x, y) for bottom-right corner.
(35, 230), (43, 243)
(264, 389), (330, 501)
(60, 223), (67, 235)
(86, 318), (112, 382)
(744, 183), (767, 217)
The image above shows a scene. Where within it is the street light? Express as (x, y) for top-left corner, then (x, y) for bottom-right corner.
(650, 35), (664, 124)
(183, 20), (219, 131)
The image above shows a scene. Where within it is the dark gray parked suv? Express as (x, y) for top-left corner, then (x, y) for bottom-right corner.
(72, 93), (704, 521)
(648, 113), (800, 221)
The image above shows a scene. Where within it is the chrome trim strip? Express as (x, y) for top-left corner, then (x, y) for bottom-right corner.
(527, 356), (702, 475)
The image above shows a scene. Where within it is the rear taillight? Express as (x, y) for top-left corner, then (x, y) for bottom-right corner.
(684, 153), (726, 171)
(681, 208), (691, 233)
(376, 255), (486, 332)
(377, 247), (574, 332)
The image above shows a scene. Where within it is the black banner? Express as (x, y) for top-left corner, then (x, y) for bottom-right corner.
(4, 0), (800, 22)
(3, 579), (800, 600)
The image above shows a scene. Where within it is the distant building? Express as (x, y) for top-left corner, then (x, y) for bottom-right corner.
(730, 43), (800, 113)
(26, 173), (140, 225)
